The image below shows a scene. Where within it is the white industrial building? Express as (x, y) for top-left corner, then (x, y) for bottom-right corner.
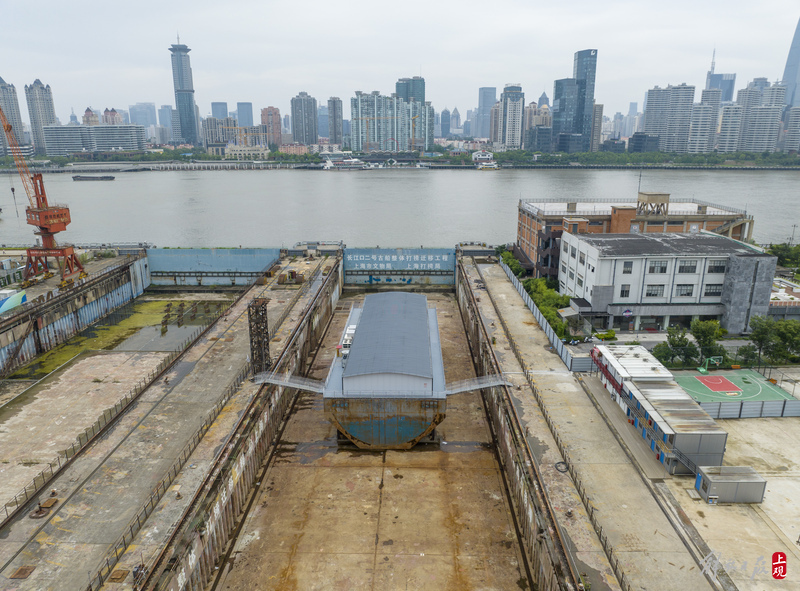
(558, 232), (776, 334)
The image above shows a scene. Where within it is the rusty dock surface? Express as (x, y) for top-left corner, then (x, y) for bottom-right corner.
(0, 255), (325, 590)
(215, 292), (530, 590)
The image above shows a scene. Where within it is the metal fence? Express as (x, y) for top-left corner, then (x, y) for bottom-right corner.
(497, 260), (593, 372)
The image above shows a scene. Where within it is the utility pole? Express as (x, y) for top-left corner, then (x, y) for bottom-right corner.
(790, 224), (798, 247)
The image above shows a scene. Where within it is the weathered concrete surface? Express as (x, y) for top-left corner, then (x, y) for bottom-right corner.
(665, 415), (800, 590)
(475, 262), (712, 591)
(0, 256), (323, 590)
(218, 293), (529, 591)
(462, 262), (620, 591)
(0, 351), (167, 504)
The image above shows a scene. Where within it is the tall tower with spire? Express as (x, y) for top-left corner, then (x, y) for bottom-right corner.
(706, 50), (736, 102)
(169, 36), (198, 144)
(782, 17), (800, 107)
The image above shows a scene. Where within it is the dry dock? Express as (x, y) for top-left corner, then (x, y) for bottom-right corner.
(0, 249), (737, 591)
(216, 292), (529, 590)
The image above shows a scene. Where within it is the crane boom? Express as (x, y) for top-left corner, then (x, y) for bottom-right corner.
(0, 107), (38, 208)
(0, 105), (85, 281)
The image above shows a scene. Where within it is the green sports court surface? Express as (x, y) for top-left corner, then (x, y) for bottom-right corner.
(674, 369), (794, 403)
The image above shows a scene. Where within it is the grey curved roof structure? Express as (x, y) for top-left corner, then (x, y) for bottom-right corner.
(342, 292), (432, 379)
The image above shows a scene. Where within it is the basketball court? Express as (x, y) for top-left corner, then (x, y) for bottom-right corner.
(674, 369), (794, 404)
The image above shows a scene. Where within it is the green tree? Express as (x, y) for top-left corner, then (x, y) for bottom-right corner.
(690, 319), (725, 360)
(665, 326), (700, 365)
(748, 316), (776, 359)
(652, 342), (675, 366)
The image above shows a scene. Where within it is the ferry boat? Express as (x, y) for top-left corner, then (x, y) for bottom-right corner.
(476, 162), (499, 170)
(322, 157), (368, 171)
(72, 175), (115, 181)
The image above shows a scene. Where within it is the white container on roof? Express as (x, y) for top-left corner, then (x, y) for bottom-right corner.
(595, 345), (673, 382)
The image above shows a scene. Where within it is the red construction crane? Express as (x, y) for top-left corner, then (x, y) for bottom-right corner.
(0, 105), (84, 281)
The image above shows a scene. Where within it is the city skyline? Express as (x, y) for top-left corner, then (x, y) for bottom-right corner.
(1, 1), (798, 127)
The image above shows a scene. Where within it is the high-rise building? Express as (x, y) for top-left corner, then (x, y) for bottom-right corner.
(643, 83), (695, 153)
(489, 102), (502, 143)
(25, 79), (58, 155)
(169, 39), (198, 144)
(128, 103), (157, 128)
(0, 76), (25, 154)
(290, 91), (318, 145)
(440, 108), (451, 138)
(499, 84), (524, 149)
(784, 107), (800, 152)
(69, 109), (78, 125)
(260, 106), (282, 147)
(590, 103), (603, 152)
(350, 90), (433, 152)
(450, 107), (461, 130)
(83, 108), (99, 126)
(705, 51), (736, 103)
(102, 108), (124, 125)
(737, 80), (785, 153)
(211, 102), (228, 119)
(573, 49), (598, 151)
(283, 114), (291, 133)
(237, 102), (253, 127)
(538, 92), (550, 108)
(687, 88), (721, 153)
(782, 17), (800, 107)
(328, 97), (343, 145)
(317, 105), (329, 138)
(157, 105), (173, 140)
(717, 105), (743, 153)
(395, 77), (425, 103)
(551, 78), (580, 144)
(473, 87), (497, 138)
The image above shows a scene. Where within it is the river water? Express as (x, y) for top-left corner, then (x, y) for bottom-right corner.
(0, 169), (797, 247)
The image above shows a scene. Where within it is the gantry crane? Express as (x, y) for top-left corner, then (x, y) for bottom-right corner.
(0, 106), (84, 281)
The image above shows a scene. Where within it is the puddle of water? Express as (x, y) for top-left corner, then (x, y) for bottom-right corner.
(9, 297), (230, 380)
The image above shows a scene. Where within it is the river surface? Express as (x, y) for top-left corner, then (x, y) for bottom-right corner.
(0, 169), (797, 247)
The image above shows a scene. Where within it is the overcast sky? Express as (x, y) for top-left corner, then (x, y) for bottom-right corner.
(2, 0), (799, 126)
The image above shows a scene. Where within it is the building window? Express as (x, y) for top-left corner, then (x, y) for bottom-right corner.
(675, 284), (694, 297)
(620, 284), (630, 297)
(577, 277), (583, 287)
(622, 261), (633, 274)
(648, 260), (668, 274)
(645, 284), (665, 297)
(561, 264), (567, 273)
(704, 284), (723, 296)
(579, 252), (585, 265)
(678, 259), (697, 273)
(708, 260), (727, 274)
(563, 242), (568, 253)
(569, 270), (575, 279)
(570, 246), (577, 259)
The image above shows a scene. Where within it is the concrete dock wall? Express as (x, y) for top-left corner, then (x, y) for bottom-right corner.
(0, 256), (149, 376)
(147, 248), (280, 286)
(343, 248), (455, 285)
(456, 259), (578, 591)
(154, 260), (343, 591)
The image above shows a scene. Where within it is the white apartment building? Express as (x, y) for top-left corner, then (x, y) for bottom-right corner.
(558, 232), (776, 334)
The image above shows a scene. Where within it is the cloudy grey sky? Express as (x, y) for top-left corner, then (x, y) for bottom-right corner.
(2, 0), (799, 125)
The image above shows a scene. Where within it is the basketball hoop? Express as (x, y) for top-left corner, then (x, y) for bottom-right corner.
(697, 356), (724, 374)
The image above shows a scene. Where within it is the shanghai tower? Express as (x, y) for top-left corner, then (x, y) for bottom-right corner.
(169, 38), (198, 144)
(783, 17), (800, 107)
